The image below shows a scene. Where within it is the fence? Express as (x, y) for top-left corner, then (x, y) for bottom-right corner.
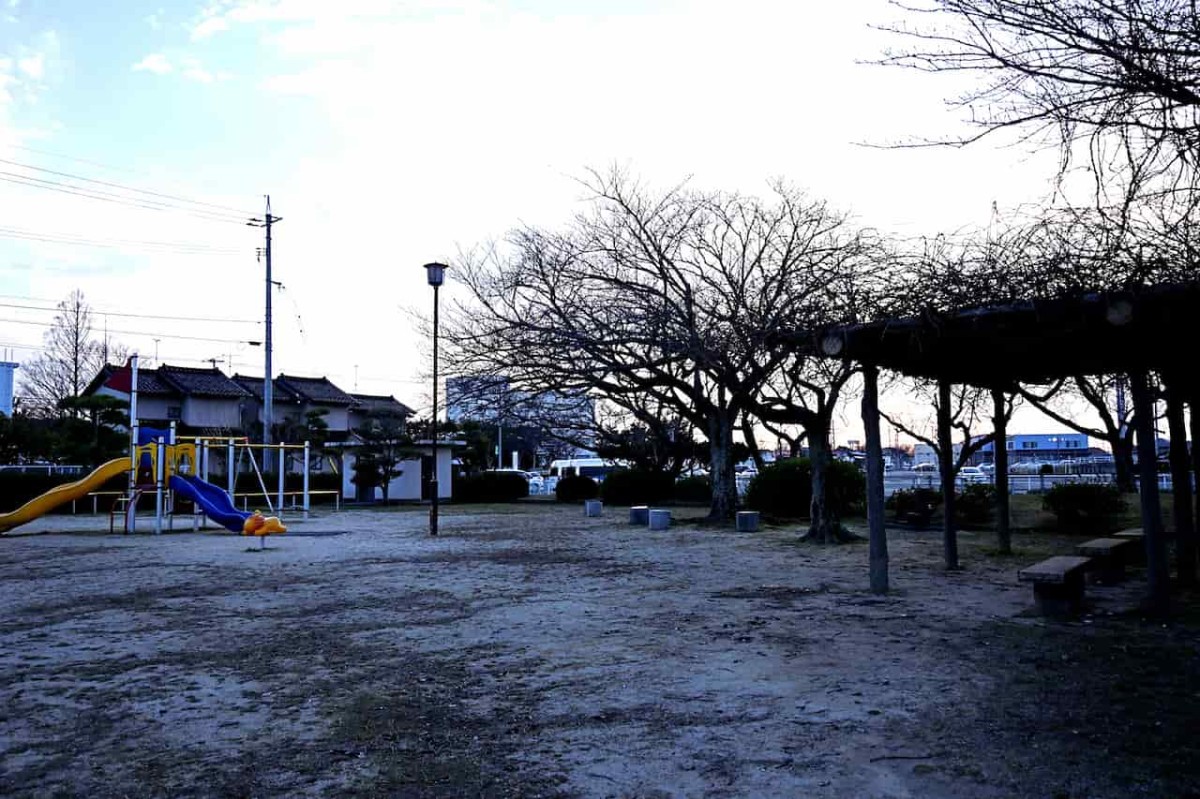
(900, 472), (1179, 495)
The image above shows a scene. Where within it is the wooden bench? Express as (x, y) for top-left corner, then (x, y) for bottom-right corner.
(1018, 556), (1092, 615)
(1075, 537), (1140, 583)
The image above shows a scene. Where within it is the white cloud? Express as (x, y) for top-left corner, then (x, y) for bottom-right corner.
(17, 52), (42, 80)
(132, 53), (172, 75)
(184, 66), (214, 83)
(191, 15), (229, 40)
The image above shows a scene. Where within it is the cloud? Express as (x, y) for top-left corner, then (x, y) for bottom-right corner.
(132, 53), (172, 75)
(191, 15), (229, 40)
(17, 52), (42, 80)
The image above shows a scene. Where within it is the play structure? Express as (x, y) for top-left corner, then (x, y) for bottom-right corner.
(0, 354), (292, 538)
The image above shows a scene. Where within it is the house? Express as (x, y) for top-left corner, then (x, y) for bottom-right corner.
(86, 363), (252, 434)
(232, 373), (360, 437)
(348, 393), (415, 431)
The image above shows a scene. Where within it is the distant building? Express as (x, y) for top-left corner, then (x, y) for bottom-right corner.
(0, 360), (16, 417)
(976, 433), (1089, 464)
(914, 433), (1090, 466)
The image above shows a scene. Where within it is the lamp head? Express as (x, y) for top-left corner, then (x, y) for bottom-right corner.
(424, 262), (448, 288)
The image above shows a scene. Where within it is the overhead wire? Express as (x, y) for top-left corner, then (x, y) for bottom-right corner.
(0, 225), (244, 255)
(0, 172), (249, 225)
(0, 157), (255, 216)
(0, 301), (261, 326)
(0, 317), (261, 345)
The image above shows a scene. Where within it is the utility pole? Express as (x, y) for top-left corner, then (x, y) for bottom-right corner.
(249, 197), (282, 471)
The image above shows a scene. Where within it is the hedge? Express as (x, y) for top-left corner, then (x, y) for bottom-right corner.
(885, 487), (942, 527)
(956, 483), (997, 526)
(555, 475), (599, 502)
(1042, 483), (1127, 533)
(601, 469), (675, 506)
(673, 475), (712, 504)
(744, 458), (865, 519)
(454, 471), (529, 503)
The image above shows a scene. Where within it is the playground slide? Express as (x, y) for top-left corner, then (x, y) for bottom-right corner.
(0, 458), (131, 534)
(168, 474), (251, 533)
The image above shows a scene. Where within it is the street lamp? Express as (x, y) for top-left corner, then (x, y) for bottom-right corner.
(424, 261), (447, 537)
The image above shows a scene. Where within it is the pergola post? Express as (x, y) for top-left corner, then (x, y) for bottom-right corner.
(1130, 369), (1170, 613)
(937, 378), (959, 570)
(991, 387), (1011, 555)
(861, 363), (888, 594)
(1190, 393), (1200, 570)
(1164, 380), (1196, 586)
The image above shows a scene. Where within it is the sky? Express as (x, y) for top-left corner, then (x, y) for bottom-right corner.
(0, 0), (1094, 445)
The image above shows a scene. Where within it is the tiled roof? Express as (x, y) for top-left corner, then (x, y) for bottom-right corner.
(351, 393), (415, 416)
(277, 374), (356, 406)
(84, 364), (177, 396)
(231, 374), (303, 403)
(157, 365), (252, 399)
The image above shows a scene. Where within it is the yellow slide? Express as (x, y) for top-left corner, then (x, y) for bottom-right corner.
(0, 458), (131, 534)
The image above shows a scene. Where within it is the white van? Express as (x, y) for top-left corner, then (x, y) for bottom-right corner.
(546, 457), (624, 488)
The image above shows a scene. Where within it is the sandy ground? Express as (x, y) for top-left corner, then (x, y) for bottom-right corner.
(1, 503), (1198, 798)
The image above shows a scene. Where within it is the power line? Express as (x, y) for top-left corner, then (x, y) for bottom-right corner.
(0, 317), (260, 345)
(0, 301), (261, 326)
(0, 157), (255, 216)
(0, 172), (249, 225)
(0, 225), (244, 255)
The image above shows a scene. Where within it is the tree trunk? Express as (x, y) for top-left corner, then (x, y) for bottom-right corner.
(1112, 434), (1136, 493)
(938, 379), (959, 570)
(707, 412), (738, 521)
(804, 415), (848, 543)
(992, 387), (1011, 555)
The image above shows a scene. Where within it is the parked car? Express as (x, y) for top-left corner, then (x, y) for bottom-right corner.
(958, 466), (988, 484)
(912, 462), (938, 473)
(488, 469), (544, 493)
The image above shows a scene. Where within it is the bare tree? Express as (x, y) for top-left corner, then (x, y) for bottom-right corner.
(443, 170), (870, 521)
(880, 1), (1200, 175)
(19, 291), (122, 418)
(1018, 376), (1137, 491)
(883, 381), (1014, 474)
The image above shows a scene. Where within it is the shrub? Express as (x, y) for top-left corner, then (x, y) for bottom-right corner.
(674, 475), (712, 504)
(1042, 483), (1126, 533)
(555, 475), (599, 502)
(601, 469), (675, 506)
(744, 458), (865, 519)
(956, 483), (997, 526)
(886, 487), (942, 528)
(454, 471), (529, 503)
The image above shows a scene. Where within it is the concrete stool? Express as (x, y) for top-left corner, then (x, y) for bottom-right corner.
(736, 511), (759, 532)
(648, 509), (671, 530)
(629, 505), (649, 525)
(584, 499), (602, 518)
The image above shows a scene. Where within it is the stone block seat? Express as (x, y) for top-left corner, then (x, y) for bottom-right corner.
(1075, 537), (1141, 583)
(1018, 556), (1092, 616)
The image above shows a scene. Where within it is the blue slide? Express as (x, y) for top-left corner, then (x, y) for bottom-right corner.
(169, 474), (251, 533)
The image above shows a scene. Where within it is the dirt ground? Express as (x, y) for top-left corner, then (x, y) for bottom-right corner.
(1, 503), (1198, 798)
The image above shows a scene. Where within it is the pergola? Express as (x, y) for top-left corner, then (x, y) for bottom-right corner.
(797, 282), (1200, 612)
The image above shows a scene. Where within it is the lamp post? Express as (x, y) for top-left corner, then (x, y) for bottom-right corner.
(424, 262), (447, 537)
